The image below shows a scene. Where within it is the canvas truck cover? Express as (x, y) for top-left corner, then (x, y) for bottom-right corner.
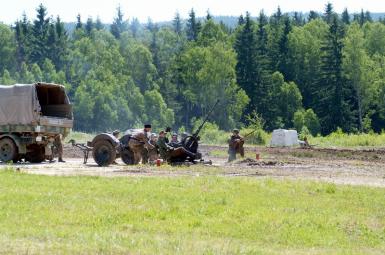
(0, 84), (41, 125)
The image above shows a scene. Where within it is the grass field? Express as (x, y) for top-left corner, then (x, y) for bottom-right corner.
(0, 170), (384, 254)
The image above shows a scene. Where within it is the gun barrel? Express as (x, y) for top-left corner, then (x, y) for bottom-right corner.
(192, 100), (220, 137)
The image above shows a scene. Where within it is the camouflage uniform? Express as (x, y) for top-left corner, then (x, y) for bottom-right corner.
(53, 134), (64, 162)
(228, 129), (243, 162)
(157, 136), (174, 160)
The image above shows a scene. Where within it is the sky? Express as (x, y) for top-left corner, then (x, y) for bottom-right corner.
(1, 0), (384, 24)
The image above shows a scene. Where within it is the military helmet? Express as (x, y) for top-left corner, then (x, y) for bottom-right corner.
(232, 129), (240, 134)
(112, 130), (120, 136)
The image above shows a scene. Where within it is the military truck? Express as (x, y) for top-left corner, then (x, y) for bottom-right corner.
(0, 83), (73, 163)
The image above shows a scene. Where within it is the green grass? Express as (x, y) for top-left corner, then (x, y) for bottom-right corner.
(65, 131), (95, 143)
(0, 170), (384, 254)
(311, 132), (385, 148)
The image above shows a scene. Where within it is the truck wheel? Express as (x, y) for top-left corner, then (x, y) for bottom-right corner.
(121, 148), (135, 165)
(0, 138), (18, 163)
(26, 144), (45, 163)
(93, 140), (116, 166)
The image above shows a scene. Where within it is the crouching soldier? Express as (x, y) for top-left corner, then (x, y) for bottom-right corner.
(228, 129), (244, 162)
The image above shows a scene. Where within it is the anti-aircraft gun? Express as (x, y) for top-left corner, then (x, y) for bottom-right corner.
(168, 100), (220, 164)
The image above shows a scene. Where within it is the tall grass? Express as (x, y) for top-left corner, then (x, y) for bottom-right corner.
(310, 130), (385, 148)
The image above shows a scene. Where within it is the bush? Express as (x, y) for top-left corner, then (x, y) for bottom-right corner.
(293, 109), (320, 136)
(191, 120), (228, 144)
(240, 128), (269, 145)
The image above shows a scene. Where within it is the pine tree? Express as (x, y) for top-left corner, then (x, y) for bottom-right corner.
(30, 4), (50, 65)
(14, 13), (32, 67)
(146, 18), (155, 32)
(308, 11), (319, 21)
(293, 12), (304, 26)
(238, 15), (245, 26)
(272, 6), (282, 23)
(206, 10), (212, 21)
(46, 21), (57, 64)
(317, 15), (353, 134)
(173, 12), (183, 36)
(186, 9), (200, 41)
(278, 16), (292, 81)
(130, 18), (140, 38)
(76, 14), (82, 30)
(342, 8), (350, 24)
(254, 11), (275, 128)
(149, 24), (160, 72)
(364, 11), (373, 23)
(111, 5), (125, 39)
(53, 16), (68, 69)
(323, 2), (334, 24)
(234, 12), (258, 115)
(85, 17), (94, 35)
(95, 17), (103, 30)
(358, 9), (366, 26)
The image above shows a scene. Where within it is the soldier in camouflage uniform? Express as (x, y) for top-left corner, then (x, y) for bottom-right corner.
(53, 134), (65, 163)
(228, 129), (244, 162)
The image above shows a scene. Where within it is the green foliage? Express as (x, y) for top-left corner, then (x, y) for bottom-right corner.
(144, 90), (175, 129)
(313, 130), (385, 147)
(191, 120), (228, 144)
(0, 4), (385, 137)
(293, 109), (321, 136)
(0, 24), (16, 74)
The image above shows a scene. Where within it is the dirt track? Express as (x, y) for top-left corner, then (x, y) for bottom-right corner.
(3, 145), (385, 187)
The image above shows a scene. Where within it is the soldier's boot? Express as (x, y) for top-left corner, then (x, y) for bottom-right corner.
(58, 157), (65, 163)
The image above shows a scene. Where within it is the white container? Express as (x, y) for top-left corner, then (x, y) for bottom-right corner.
(270, 129), (299, 147)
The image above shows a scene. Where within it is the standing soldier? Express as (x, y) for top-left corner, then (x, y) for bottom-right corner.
(228, 129), (244, 162)
(112, 130), (120, 164)
(54, 134), (65, 163)
(141, 124), (152, 164)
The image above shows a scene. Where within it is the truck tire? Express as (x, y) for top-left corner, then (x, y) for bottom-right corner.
(121, 148), (135, 165)
(93, 140), (116, 166)
(25, 144), (45, 163)
(0, 138), (18, 163)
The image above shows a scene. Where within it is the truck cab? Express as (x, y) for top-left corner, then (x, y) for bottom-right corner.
(0, 82), (73, 163)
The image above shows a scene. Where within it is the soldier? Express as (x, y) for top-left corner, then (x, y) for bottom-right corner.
(169, 133), (180, 148)
(141, 125), (152, 164)
(54, 134), (65, 163)
(157, 130), (173, 160)
(147, 133), (159, 163)
(157, 130), (196, 162)
(144, 124), (152, 137)
(112, 130), (120, 164)
(228, 129), (244, 162)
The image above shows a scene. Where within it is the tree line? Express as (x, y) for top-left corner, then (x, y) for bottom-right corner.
(0, 3), (384, 135)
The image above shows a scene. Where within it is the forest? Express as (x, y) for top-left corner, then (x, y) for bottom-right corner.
(0, 3), (384, 136)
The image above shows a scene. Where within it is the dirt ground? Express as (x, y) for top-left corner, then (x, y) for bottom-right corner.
(3, 145), (385, 188)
